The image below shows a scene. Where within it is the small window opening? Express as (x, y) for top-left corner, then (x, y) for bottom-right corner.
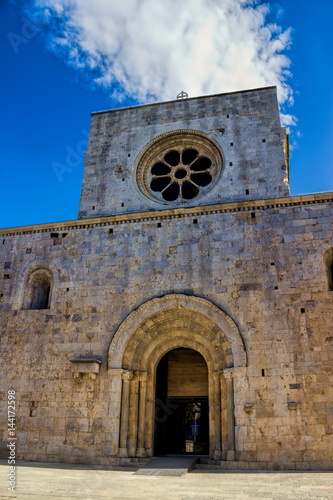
(190, 172), (212, 187)
(182, 182), (199, 200)
(109, 228), (113, 234)
(274, 286), (278, 290)
(301, 308), (305, 314)
(0, 293), (3, 298)
(230, 142), (234, 146)
(122, 178), (125, 181)
(226, 114), (230, 118)
(229, 162), (233, 166)
(157, 222), (162, 228)
(191, 157), (212, 171)
(24, 269), (52, 310)
(2, 240), (5, 245)
(193, 219), (198, 224)
(262, 139), (266, 143)
(245, 189), (249, 195)
(251, 212), (256, 219)
(128, 154), (131, 157)
(121, 203), (124, 207)
(163, 183), (181, 201)
(261, 369), (265, 377)
(182, 149), (198, 165)
(50, 233), (59, 238)
(62, 233), (68, 238)
(152, 163), (171, 176)
(92, 206), (95, 210)
(66, 288), (69, 292)
(271, 262), (275, 266)
(4, 274), (10, 279)
(174, 168), (187, 179)
(164, 150), (180, 166)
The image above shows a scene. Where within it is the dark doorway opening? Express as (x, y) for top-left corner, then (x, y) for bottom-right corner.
(154, 348), (209, 455)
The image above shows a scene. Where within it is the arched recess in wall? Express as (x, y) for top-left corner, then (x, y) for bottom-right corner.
(107, 294), (247, 460)
(323, 248), (333, 291)
(22, 266), (53, 310)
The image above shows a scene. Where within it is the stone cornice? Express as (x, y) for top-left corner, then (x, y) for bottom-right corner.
(1, 192), (332, 236)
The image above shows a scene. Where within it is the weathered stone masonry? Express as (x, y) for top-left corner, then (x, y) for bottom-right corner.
(0, 87), (332, 470)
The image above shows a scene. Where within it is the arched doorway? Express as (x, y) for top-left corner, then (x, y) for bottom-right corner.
(107, 294), (247, 460)
(154, 348), (209, 455)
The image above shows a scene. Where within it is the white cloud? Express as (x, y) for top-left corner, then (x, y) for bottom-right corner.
(280, 113), (297, 128)
(30, 0), (293, 108)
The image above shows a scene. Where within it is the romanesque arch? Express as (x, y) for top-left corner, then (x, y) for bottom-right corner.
(22, 265), (53, 310)
(107, 294), (246, 460)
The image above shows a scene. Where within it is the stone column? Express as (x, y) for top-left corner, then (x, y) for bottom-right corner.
(136, 372), (148, 457)
(219, 370), (228, 460)
(128, 372), (140, 457)
(144, 373), (154, 457)
(223, 368), (235, 461)
(118, 370), (133, 457)
(212, 371), (222, 460)
(107, 368), (124, 456)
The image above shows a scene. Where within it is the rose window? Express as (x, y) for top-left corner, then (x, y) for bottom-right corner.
(135, 130), (223, 205)
(149, 149), (213, 201)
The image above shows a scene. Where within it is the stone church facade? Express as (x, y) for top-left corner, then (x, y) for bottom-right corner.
(0, 87), (332, 470)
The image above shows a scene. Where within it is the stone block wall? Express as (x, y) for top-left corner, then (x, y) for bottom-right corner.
(79, 87), (289, 219)
(0, 193), (332, 468)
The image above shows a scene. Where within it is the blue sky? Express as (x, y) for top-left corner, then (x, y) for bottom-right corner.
(0, 0), (332, 229)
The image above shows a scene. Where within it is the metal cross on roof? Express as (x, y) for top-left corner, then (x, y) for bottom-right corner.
(177, 90), (188, 100)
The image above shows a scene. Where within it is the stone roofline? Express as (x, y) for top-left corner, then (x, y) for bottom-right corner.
(1, 192), (332, 236)
(91, 86), (277, 116)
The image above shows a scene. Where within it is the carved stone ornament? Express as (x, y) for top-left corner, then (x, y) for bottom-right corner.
(70, 358), (102, 380)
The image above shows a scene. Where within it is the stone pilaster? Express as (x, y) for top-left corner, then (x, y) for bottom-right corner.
(107, 368), (124, 456)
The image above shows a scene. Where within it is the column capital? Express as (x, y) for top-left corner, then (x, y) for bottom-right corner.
(222, 368), (233, 380)
(122, 370), (134, 381)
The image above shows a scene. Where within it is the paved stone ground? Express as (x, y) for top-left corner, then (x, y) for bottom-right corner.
(0, 462), (332, 500)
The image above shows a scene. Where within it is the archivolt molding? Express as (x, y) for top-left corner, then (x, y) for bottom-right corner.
(126, 322), (225, 371)
(108, 294), (246, 369)
(144, 336), (216, 374)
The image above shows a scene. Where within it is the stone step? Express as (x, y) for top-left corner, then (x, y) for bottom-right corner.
(134, 456), (198, 476)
